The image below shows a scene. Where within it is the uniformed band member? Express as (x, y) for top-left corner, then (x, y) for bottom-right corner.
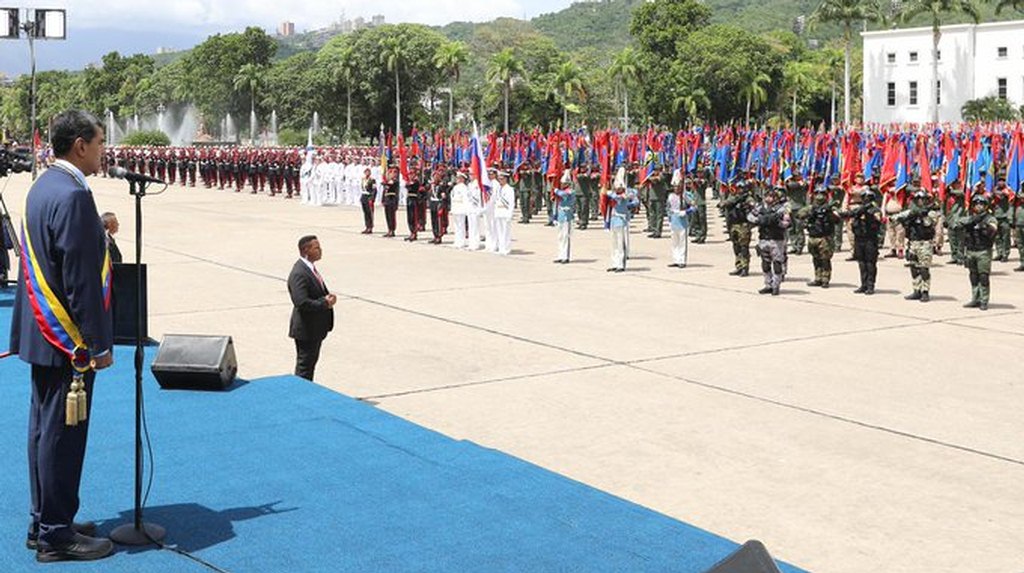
(843, 189), (883, 295)
(607, 167), (639, 272)
(382, 166), (400, 238)
(449, 171), (470, 249)
(895, 190), (940, 302)
(798, 186), (840, 288)
(956, 194), (999, 310)
(405, 167), (422, 242)
(428, 168), (450, 244)
(493, 170), (515, 255)
(553, 170), (576, 263)
(748, 185), (791, 295)
(360, 167), (375, 234)
(12, 110), (115, 562)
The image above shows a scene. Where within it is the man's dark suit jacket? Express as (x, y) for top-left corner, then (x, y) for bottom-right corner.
(107, 234), (123, 264)
(10, 166), (113, 366)
(287, 259), (334, 341)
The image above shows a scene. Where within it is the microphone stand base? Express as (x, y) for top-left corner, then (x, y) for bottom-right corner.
(110, 522), (166, 546)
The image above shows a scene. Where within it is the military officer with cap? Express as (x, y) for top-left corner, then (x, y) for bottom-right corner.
(955, 194), (999, 310)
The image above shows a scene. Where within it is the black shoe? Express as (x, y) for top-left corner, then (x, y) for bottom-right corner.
(554, 259), (565, 264)
(920, 291), (930, 302)
(1015, 266), (1024, 272)
(905, 290), (922, 301)
(845, 256), (857, 261)
(36, 533), (113, 563)
(807, 280), (822, 287)
(27, 522), (97, 551)
(771, 286), (780, 296)
(854, 286), (866, 294)
(821, 282), (829, 289)
(963, 300), (980, 308)
(607, 267), (617, 272)
(561, 260), (570, 265)
(864, 287), (875, 295)
(758, 287), (773, 295)
(979, 301), (989, 311)
(739, 269), (749, 277)
(667, 263), (679, 268)
(729, 269), (742, 276)
(613, 268), (624, 273)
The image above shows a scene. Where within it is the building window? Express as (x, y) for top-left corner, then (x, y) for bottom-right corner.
(909, 81), (918, 105)
(886, 53), (896, 64)
(887, 82), (896, 106)
(936, 80), (941, 105)
(909, 51), (918, 63)
(998, 46), (1008, 59)
(998, 78), (1008, 100)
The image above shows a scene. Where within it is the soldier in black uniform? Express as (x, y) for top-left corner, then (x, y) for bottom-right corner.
(843, 189), (883, 295)
(429, 167), (451, 244)
(360, 167), (376, 234)
(405, 167), (422, 242)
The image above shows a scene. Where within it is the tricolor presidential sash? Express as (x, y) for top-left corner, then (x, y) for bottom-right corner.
(20, 197), (112, 426)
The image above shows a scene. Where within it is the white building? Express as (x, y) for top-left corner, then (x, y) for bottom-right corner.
(862, 20), (1024, 123)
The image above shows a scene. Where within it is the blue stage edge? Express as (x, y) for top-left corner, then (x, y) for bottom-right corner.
(0, 289), (807, 572)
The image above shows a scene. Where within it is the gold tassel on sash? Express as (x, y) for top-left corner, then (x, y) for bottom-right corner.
(65, 373), (88, 426)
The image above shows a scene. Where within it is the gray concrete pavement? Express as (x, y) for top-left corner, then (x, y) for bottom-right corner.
(2, 172), (1022, 572)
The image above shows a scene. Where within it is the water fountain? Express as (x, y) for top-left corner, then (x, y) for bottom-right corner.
(311, 111), (320, 137)
(250, 108), (258, 146)
(224, 113), (237, 143)
(270, 110), (279, 146)
(132, 113), (140, 133)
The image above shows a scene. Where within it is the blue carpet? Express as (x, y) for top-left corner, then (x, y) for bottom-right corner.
(0, 287), (807, 572)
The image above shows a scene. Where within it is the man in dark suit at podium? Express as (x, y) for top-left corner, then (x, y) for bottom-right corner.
(101, 212), (122, 263)
(9, 110), (115, 562)
(288, 235), (335, 380)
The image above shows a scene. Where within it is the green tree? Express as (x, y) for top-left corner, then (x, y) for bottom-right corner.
(783, 60), (821, 127)
(899, 0), (981, 123)
(433, 40), (470, 130)
(738, 71), (772, 128)
(549, 60), (587, 128)
(233, 63), (266, 144)
(961, 96), (1018, 122)
(608, 46), (641, 131)
(379, 32), (408, 132)
(995, 0), (1024, 12)
(264, 52), (330, 133)
(808, 0), (885, 125)
(630, 0), (712, 60)
(672, 87), (710, 124)
(487, 48), (525, 133)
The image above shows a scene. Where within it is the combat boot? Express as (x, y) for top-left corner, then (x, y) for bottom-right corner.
(904, 290), (922, 301)
(919, 291), (930, 302)
(963, 300), (980, 308)
(758, 286), (773, 295)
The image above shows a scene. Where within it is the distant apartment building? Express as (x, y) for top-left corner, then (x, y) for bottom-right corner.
(862, 19), (1024, 123)
(278, 21), (295, 37)
(333, 14), (385, 34)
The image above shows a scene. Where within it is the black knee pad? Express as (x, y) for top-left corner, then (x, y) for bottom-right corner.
(969, 270), (980, 284)
(822, 259), (832, 272)
(909, 267), (919, 279)
(920, 268), (930, 282)
(761, 259), (771, 273)
(772, 261), (784, 275)
(980, 274), (990, 288)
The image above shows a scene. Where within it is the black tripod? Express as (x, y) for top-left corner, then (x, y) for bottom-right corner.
(109, 178), (166, 546)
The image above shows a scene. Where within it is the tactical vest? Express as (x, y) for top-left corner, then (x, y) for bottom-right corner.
(806, 205), (835, 238)
(758, 205), (786, 240)
(726, 195), (750, 225)
(964, 217), (995, 251)
(852, 207), (882, 239)
(906, 212), (936, 241)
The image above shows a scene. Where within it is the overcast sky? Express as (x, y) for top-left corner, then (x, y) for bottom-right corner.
(35, 0), (575, 32)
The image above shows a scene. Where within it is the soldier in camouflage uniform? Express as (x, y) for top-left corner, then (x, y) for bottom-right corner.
(796, 186), (840, 288)
(944, 182), (967, 265)
(647, 165), (668, 238)
(992, 176), (1013, 262)
(518, 163), (535, 224)
(895, 190), (941, 303)
(748, 185), (791, 295)
(577, 164), (596, 230)
(1014, 186), (1024, 272)
(826, 175), (845, 252)
(688, 164), (710, 243)
(956, 194), (999, 310)
(720, 181), (756, 276)
(785, 173), (808, 254)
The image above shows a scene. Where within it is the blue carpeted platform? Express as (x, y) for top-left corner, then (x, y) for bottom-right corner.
(0, 287), (806, 572)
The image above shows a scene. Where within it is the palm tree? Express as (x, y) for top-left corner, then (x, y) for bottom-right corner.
(379, 34), (408, 133)
(737, 71), (771, 128)
(995, 0), (1024, 12)
(673, 88), (710, 125)
(550, 60), (587, 129)
(233, 63), (264, 144)
(487, 49), (525, 133)
(332, 45), (357, 139)
(433, 41), (470, 131)
(783, 61), (816, 128)
(608, 47), (641, 132)
(899, 0), (981, 123)
(808, 0), (884, 126)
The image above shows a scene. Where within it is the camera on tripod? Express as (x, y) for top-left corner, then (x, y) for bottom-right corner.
(0, 146), (33, 177)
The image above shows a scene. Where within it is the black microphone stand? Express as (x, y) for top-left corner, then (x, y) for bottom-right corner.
(110, 178), (166, 546)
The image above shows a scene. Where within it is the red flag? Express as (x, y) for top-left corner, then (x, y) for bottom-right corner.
(397, 133), (410, 182)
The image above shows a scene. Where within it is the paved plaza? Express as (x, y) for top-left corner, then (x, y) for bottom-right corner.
(2, 172), (1022, 572)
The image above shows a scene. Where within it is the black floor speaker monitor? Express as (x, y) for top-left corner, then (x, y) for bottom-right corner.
(151, 335), (237, 390)
(703, 540), (783, 573)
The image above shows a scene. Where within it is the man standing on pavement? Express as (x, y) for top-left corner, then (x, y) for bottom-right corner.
(288, 235), (336, 380)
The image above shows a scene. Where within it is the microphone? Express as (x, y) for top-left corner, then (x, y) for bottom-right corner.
(107, 167), (166, 185)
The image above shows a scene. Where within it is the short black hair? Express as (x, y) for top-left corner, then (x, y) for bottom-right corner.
(51, 110), (103, 158)
(298, 235), (318, 254)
